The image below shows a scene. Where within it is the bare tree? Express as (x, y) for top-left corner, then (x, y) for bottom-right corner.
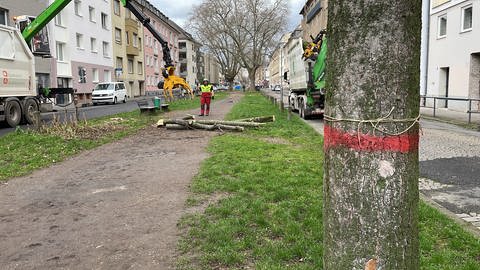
(189, 0), (288, 89)
(323, 0), (421, 269)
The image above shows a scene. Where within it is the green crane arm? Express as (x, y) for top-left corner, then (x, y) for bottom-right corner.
(21, 0), (72, 43)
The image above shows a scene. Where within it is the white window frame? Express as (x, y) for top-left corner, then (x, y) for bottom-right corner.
(89, 6), (96, 22)
(128, 59), (134, 74)
(76, 33), (83, 49)
(101, 13), (108, 29)
(114, 0), (121, 16)
(92, 68), (99, 82)
(133, 33), (138, 47)
(137, 62), (143, 75)
(115, 28), (122, 43)
(438, 14), (447, 38)
(90, 37), (97, 53)
(56, 42), (65, 62)
(54, 12), (64, 27)
(74, 0), (82, 17)
(104, 70), (111, 81)
(102, 41), (109, 57)
(461, 5), (473, 32)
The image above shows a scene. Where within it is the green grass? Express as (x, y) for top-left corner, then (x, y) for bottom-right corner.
(0, 93), (227, 182)
(178, 92), (480, 269)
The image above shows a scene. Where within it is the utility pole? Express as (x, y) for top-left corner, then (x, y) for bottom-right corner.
(323, 1), (421, 269)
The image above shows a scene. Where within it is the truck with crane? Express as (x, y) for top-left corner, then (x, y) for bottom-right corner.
(287, 30), (327, 119)
(0, 0), (191, 128)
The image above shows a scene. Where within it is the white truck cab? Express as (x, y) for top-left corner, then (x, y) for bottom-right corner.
(91, 82), (128, 105)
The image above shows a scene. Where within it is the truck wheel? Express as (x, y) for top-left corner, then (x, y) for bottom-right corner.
(5, 100), (22, 127)
(24, 99), (39, 125)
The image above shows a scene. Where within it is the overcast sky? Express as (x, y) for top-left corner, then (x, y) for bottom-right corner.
(150, 0), (305, 33)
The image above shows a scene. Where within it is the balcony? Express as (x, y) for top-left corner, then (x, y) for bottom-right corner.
(126, 44), (139, 56)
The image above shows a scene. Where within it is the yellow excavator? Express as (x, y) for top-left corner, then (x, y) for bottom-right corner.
(120, 0), (193, 100)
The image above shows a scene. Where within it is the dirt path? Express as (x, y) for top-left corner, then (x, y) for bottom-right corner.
(0, 93), (242, 270)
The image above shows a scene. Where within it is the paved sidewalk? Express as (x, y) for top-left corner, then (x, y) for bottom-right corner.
(420, 106), (480, 128)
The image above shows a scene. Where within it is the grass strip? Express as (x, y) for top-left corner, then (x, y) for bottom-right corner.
(0, 92), (227, 182)
(178, 92), (480, 270)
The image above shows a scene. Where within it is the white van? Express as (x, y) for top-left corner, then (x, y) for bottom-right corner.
(92, 82), (127, 105)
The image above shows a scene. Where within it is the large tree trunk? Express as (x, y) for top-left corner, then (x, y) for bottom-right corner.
(323, 1), (421, 269)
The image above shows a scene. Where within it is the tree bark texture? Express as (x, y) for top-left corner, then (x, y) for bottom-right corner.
(324, 1), (421, 269)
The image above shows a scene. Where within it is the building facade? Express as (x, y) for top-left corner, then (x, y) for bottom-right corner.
(111, 0), (144, 98)
(135, 0), (182, 93)
(69, 0), (114, 105)
(300, 0), (328, 43)
(427, 0), (480, 110)
(179, 33), (201, 90)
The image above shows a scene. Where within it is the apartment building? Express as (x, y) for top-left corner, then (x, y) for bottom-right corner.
(300, 0), (327, 43)
(133, 0), (183, 94)
(179, 33), (201, 89)
(427, 0), (480, 110)
(268, 33), (291, 89)
(111, 0), (144, 98)
(69, 0), (114, 105)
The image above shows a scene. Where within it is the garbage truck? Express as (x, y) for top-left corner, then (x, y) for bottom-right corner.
(287, 30), (327, 119)
(0, 0), (191, 127)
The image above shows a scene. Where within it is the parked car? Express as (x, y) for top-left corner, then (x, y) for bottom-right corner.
(92, 82), (128, 105)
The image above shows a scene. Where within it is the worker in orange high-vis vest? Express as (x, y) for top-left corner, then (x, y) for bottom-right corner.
(199, 78), (214, 116)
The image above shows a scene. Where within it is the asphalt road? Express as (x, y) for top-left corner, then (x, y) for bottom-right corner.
(0, 101), (140, 137)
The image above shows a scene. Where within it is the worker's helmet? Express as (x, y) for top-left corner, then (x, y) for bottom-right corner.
(203, 78), (208, 83)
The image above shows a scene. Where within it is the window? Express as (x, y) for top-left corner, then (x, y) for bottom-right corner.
(54, 12), (64, 26)
(462, 6), (473, 31)
(76, 33), (83, 48)
(0, 9), (7, 26)
(114, 0), (120, 16)
(116, 57), (123, 69)
(138, 62), (143, 75)
(138, 38), (142, 51)
(74, 0), (82, 16)
(438, 15), (447, 38)
(101, 13), (108, 29)
(133, 33), (138, 47)
(0, 30), (14, 59)
(90, 37), (97, 52)
(126, 31), (130, 45)
(56, 42), (65, 61)
(104, 70), (111, 81)
(115, 28), (122, 43)
(89, 6), (95, 22)
(102, 41), (109, 57)
(128, 58), (134, 74)
(92, 68), (99, 82)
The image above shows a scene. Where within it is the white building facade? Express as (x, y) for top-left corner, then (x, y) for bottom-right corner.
(50, 0), (114, 105)
(427, 0), (480, 110)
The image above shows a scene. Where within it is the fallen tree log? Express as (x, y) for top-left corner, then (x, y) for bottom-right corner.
(234, 115), (275, 123)
(195, 120), (265, 127)
(165, 124), (189, 130)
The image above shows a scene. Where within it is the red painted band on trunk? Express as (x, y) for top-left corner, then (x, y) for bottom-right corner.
(324, 125), (419, 153)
